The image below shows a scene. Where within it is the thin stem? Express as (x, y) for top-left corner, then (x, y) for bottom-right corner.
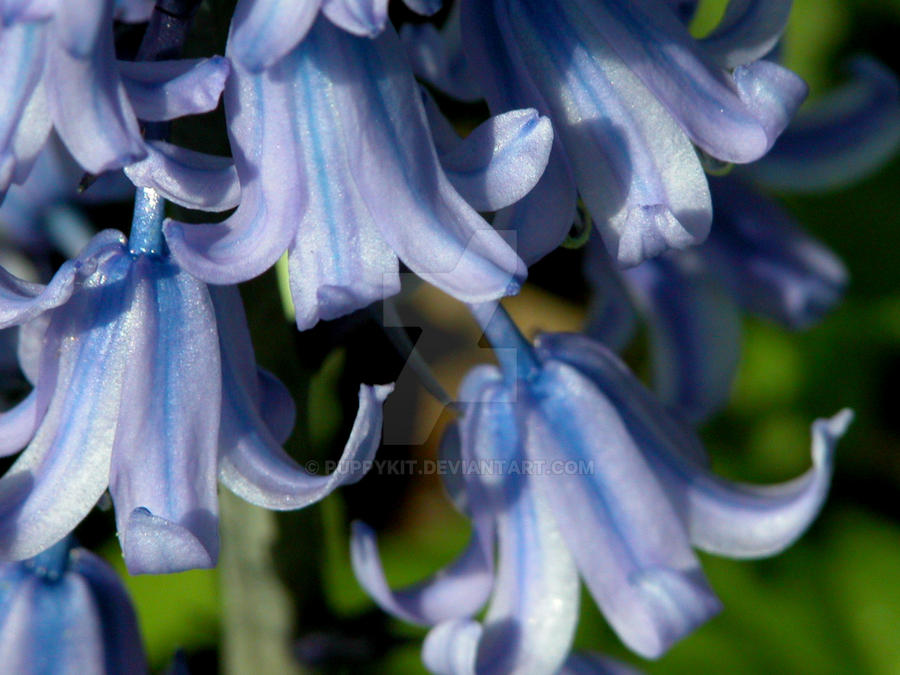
(128, 187), (166, 255)
(468, 301), (541, 383)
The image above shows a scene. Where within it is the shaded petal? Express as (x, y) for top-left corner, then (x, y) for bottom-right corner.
(560, 652), (644, 675)
(258, 367), (296, 445)
(0, 390), (39, 457)
(400, 5), (481, 102)
(703, 176), (847, 329)
(470, 387), (580, 675)
(118, 56), (230, 122)
(124, 140), (240, 212)
(571, 0), (806, 162)
(16, 314), (49, 385)
(228, 0), (321, 72)
(310, 21), (525, 301)
(0, 574), (107, 674)
(623, 252), (742, 422)
(70, 548), (148, 673)
(114, 0), (154, 22)
(321, 0), (388, 37)
(211, 284), (393, 509)
(0, 22), (50, 197)
(460, 0), (576, 263)
(0, 248), (132, 560)
(524, 360), (720, 658)
(109, 258), (221, 575)
(402, 0), (440, 16)
(46, 0), (145, 173)
(656, 410), (852, 559)
(700, 0), (792, 69)
(438, 108), (553, 213)
(163, 52), (306, 285)
(748, 58), (900, 192)
(506, 0), (712, 266)
(422, 619), (482, 675)
(583, 236), (638, 352)
(350, 515), (494, 626)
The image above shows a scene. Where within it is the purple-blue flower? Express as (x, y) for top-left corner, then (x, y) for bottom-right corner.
(351, 304), (850, 667)
(585, 58), (899, 421)
(0, 536), (147, 673)
(410, 0), (807, 266)
(0, 0), (229, 200)
(0, 190), (392, 574)
(164, 16), (544, 330)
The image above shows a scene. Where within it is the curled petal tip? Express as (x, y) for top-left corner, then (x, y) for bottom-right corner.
(122, 507), (218, 575)
(813, 409), (854, 464)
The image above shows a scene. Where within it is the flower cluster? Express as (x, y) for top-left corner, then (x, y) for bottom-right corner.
(0, 0), (894, 672)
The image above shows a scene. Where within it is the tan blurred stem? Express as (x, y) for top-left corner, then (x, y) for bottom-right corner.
(219, 490), (305, 675)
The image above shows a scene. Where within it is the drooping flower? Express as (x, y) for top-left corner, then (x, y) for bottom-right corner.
(407, 0), (807, 266)
(163, 16), (546, 330)
(586, 57), (900, 421)
(0, 0), (230, 202)
(0, 190), (392, 574)
(0, 536), (147, 673)
(351, 304), (850, 668)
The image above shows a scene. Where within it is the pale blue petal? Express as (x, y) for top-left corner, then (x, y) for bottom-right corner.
(0, 574), (107, 674)
(118, 57), (230, 122)
(71, 548), (148, 673)
(703, 176), (847, 328)
(46, 0), (145, 173)
(228, 0), (321, 72)
(438, 109), (553, 212)
(471, 388), (580, 675)
(700, 0), (792, 69)
(623, 252), (742, 422)
(109, 258), (221, 575)
(321, 0), (388, 37)
(163, 54), (305, 285)
(583, 236), (638, 352)
(748, 58), (900, 192)
(654, 410), (852, 559)
(124, 140), (240, 212)
(277, 29), (398, 329)
(422, 620), (482, 675)
(0, 247), (132, 560)
(114, 0), (153, 22)
(560, 652), (644, 675)
(507, 0), (712, 266)
(534, 333), (708, 467)
(16, 314), (48, 385)
(0, 22), (50, 198)
(0, 390), (39, 457)
(0, 0), (56, 23)
(350, 516), (494, 625)
(460, 0), (577, 263)
(307, 21), (525, 301)
(212, 285), (393, 509)
(572, 0), (806, 162)
(0, 258), (80, 330)
(524, 360), (720, 658)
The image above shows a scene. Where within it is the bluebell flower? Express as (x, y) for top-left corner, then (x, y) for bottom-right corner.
(404, 0), (806, 266)
(0, 191), (392, 573)
(228, 0), (442, 72)
(0, 1), (230, 201)
(351, 304), (850, 667)
(586, 58), (899, 421)
(164, 16), (545, 330)
(0, 536), (147, 673)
